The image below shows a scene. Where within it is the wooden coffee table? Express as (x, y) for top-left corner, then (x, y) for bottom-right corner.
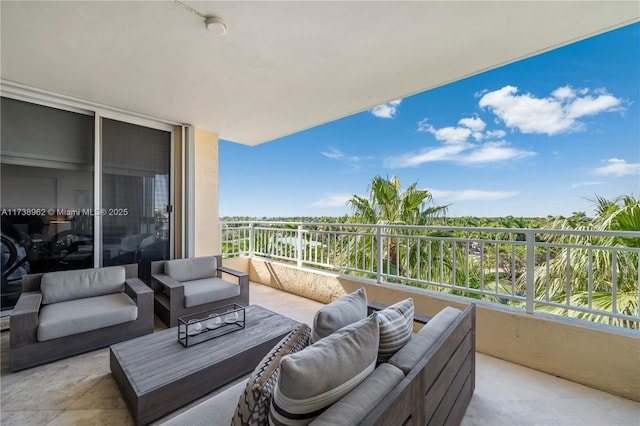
(110, 305), (300, 425)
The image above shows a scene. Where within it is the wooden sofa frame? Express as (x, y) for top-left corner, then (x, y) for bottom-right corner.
(362, 303), (476, 426)
(10, 264), (154, 372)
(150, 255), (249, 327)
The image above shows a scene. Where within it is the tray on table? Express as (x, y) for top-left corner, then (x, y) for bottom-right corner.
(178, 303), (245, 347)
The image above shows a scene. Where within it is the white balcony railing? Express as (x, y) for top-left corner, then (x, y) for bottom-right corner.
(220, 221), (640, 329)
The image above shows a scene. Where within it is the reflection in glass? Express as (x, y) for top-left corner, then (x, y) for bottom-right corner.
(101, 118), (171, 280)
(1, 98), (94, 309)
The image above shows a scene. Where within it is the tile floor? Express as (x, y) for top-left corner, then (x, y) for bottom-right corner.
(1, 282), (638, 426)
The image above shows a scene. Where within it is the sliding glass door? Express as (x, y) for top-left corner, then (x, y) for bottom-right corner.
(101, 118), (171, 280)
(1, 96), (175, 310)
(1, 97), (95, 309)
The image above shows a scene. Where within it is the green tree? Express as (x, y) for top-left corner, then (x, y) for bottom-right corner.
(346, 175), (447, 277)
(528, 194), (639, 328)
(347, 175), (447, 226)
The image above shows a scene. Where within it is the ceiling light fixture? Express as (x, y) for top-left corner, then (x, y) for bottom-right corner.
(173, 1), (228, 35)
(205, 16), (227, 35)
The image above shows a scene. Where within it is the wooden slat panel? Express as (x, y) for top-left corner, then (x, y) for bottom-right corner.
(443, 377), (474, 426)
(356, 303), (476, 426)
(361, 377), (415, 426)
(422, 334), (472, 417)
(427, 356), (472, 426)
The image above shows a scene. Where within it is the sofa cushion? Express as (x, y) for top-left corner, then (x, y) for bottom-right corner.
(165, 256), (217, 282)
(388, 306), (461, 375)
(37, 292), (138, 341)
(270, 313), (379, 425)
(377, 298), (414, 363)
(183, 277), (240, 308)
(310, 363), (405, 426)
(40, 266), (126, 305)
(311, 287), (367, 343)
(163, 380), (248, 426)
(232, 324), (311, 425)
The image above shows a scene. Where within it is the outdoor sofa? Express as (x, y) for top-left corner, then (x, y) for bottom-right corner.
(163, 288), (476, 426)
(10, 263), (153, 371)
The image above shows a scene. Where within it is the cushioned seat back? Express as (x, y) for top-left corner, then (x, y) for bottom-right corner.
(165, 256), (217, 282)
(41, 266), (126, 305)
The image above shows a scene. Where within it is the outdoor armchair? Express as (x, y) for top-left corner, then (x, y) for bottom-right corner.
(150, 255), (249, 327)
(10, 263), (154, 371)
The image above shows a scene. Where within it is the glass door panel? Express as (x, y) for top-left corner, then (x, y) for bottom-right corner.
(101, 118), (171, 280)
(0, 97), (94, 310)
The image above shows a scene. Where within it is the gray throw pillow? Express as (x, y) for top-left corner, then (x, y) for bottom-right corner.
(377, 298), (414, 363)
(232, 324), (311, 426)
(311, 287), (367, 342)
(269, 313), (379, 425)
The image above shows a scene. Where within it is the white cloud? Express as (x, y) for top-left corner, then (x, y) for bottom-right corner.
(485, 129), (506, 139)
(593, 158), (640, 177)
(433, 126), (472, 144)
(458, 116), (486, 132)
(370, 99), (402, 118)
(479, 85), (623, 135)
(457, 141), (536, 165)
(321, 147), (370, 170)
(310, 194), (352, 208)
(551, 86), (576, 100)
(566, 94), (622, 119)
(427, 188), (519, 202)
(417, 119), (473, 144)
(570, 181), (604, 189)
(384, 144), (471, 168)
(321, 148), (343, 159)
(384, 140), (534, 168)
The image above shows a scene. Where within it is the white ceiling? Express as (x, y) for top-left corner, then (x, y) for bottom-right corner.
(1, 1), (638, 146)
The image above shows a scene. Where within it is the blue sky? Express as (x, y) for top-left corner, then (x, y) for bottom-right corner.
(220, 23), (639, 219)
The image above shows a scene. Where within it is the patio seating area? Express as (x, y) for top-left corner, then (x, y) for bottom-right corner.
(1, 281), (638, 425)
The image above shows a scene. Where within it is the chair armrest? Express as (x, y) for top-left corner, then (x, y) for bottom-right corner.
(10, 291), (42, 347)
(152, 273), (185, 300)
(125, 278), (153, 321)
(217, 265), (249, 297)
(217, 265), (248, 279)
(152, 273), (183, 289)
(368, 301), (432, 325)
(125, 277), (153, 299)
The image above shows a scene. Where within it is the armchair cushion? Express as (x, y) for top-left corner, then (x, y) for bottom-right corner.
(40, 266), (126, 304)
(183, 278), (241, 308)
(37, 292), (138, 341)
(165, 256), (217, 282)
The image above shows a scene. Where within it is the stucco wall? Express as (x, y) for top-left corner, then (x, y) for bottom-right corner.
(194, 129), (219, 256)
(223, 256), (640, 402)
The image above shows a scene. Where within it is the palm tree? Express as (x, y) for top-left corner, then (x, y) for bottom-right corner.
(346, 175), (447, 277)
(347, 175), (447, 226)
(526, 194), (639, 328)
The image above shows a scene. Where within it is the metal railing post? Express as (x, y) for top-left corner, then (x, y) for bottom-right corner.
(249, 222), (255, 257)
(297, 225), (303, 267)
(377, 226), (383, 283)
(525, 230), (535, 314)
(219, 222), (223, 254)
